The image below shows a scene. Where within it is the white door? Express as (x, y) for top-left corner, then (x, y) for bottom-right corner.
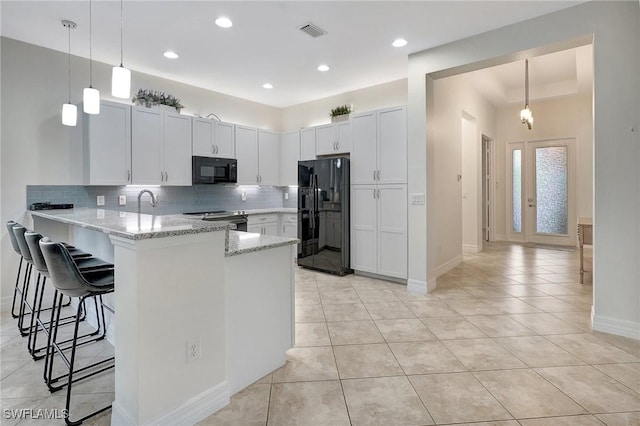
(509, 139), (576, 245)
(192, 118), (214, 157)
(377, 185), (408, 278)
(258, 130), (279, 186)
(300, 127), (316, 161)
(378, 106), (407, 184)
(163, 112), (192, 186)
(316, 124), (336, 155)
(235, 125), (259, 185)
(335, 121), (352, 153)
(350, 185), (377, 273)
(526, 139), (576, 245)
(214, 121), (235, 158)
(351, 111), (377, 184)
(131, 107), (163, 185)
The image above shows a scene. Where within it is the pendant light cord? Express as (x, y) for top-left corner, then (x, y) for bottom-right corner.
(89, 0), (93, 87)
(524, 59), (529, 107)
(119, 0), (124, 67)
(68, 24), (72, 103)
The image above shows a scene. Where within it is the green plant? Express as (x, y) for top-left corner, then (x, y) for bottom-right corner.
(132, 89), (184, 112)
(330, 104), (353, 117)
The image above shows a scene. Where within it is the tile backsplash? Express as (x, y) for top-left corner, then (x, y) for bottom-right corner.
(27, 185), (298, 215)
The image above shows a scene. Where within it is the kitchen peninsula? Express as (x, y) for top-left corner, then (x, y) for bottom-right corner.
(29, 208), (298, 426)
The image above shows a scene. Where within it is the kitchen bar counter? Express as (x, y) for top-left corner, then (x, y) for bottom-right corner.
(226, 230), (298, 257)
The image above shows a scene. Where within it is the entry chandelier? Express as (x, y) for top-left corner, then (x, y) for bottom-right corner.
(520, 59), (533, 130)
(111, 0), (131, 98)
(61, 20), (77, 127)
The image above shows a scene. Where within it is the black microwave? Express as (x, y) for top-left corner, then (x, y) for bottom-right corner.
(192, 156), (237, 184)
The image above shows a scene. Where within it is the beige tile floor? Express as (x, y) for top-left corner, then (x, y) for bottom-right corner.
(2, 243), (639, 425)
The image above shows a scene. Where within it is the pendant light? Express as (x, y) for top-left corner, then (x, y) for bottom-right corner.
(111, 0), (130, 99)
(61, 20), (77, 127)
(83, 0), (100, 114)
(520, 59), (534, 130)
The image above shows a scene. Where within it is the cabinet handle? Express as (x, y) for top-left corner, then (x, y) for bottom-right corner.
(212, 144), (215, 154)
(373, 170), (376, 181)
(377, 170), (381, 180)
(373, 189), (376, 199)
(165, 171), (168, 182)
(214, 145), (218, 154)
(127, 170), (131, 182)
(336, 141), (339, 151)
(161, 171), (164, 182)
(283, 225), (285, 234)
(377, 189), (380, 199)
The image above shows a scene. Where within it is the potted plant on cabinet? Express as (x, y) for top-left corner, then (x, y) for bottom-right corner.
(330, 104), (353, 122)
(132, 89), (184, 113)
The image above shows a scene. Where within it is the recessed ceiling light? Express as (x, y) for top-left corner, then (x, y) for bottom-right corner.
(392, 38), (408, 48)
(163, 51), (179, 59)
(215, 17), (233, 28)
(262, 83), (273, 89)
(317, 64), (330, 72)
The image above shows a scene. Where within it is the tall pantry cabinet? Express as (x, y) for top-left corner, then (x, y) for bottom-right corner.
(350, 106), (407, 279)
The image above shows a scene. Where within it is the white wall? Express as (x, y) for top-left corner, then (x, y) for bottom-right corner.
(495, 95), (593, 240)
(408, 1), (640, 339)
(0, 37), (281, 303)
(430, 75), (497, 276)
(281, 79), (407, 130)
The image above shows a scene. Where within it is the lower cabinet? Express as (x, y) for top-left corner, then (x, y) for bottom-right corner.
(280, 213), (298, 239)
(248, 213), (279, 236)
(350, 184), (407, 279)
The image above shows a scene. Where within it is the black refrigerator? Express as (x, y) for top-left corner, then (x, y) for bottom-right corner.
(298, 157), (352, 275)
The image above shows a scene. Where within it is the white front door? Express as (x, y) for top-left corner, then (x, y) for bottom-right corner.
(508, 139), (576, 246)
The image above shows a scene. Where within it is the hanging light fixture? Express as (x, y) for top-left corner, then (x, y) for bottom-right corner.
(111, 0), (130, 99)
(61, 20), (77, 127)
(520, 59), (534, 130)
(83, 0), (100, 114)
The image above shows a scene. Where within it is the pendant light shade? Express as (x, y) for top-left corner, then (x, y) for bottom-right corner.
(61, 20), (77, 127)
(112, 65), (131, 98)
(83, 87), (100, 114)
(83, 0), (100, 114)
(62, 103), (78, 126)
(111, 0), (130, 99)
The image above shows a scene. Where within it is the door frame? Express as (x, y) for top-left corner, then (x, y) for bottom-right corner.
(481, 135), (496, 242)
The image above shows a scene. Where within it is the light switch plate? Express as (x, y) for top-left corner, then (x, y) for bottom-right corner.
(410, 193), (425, 205)
(241, 190), (247, 201)
(118, 195), (126, 205)
(96, 195), (105, 206)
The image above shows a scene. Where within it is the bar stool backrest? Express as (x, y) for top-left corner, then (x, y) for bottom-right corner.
(39, 239), (91, 298)
(5, 221), (22, 255)
(12, 224), (33, 262)
(25, 232), (48, 277)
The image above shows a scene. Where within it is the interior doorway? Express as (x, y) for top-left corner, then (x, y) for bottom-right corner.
(482, 135), (493, 242)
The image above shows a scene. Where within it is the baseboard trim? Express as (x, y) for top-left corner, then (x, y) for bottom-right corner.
(353, 270), (407, 284)
(592, 313), (640, 340)
(407, 279), (427, 294)
(427, 277), (437, 293)
(462, 244), (479, 255)
(494, 233), (507, 241)
(111, 402), (137, 426)
(433, 255), (463, 279)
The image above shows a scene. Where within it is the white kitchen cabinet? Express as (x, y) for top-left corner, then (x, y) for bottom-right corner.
(280, 213), (298, 238)
(258, 130), (279, 186)
(300, 127), (316, 161)
(316, 121), (352, 156)
(248, 213), (279, 235)
(279, 131), (300, 186)
(192, 118), (235, 158)
(235, 125), (259, 185)
(352, 106), (406, 185)
(83, 100), (131, 185)
(131, 107), (192, 186)
(351, 184), (407, 279)
(236, 126), (280, 185)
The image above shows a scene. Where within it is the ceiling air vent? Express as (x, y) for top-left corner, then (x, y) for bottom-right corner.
(299, 22), (327, 38)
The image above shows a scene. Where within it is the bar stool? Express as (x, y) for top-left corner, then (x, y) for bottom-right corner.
(24, 231), (114, 361)
(40, 238), (115, 426)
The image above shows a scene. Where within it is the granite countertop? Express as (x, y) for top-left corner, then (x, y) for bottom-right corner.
(242, 208), (297, 215)
(29, 208), (232, 240)
(226, 230), (299, 257)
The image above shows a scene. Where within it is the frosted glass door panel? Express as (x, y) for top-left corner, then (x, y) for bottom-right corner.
(512, 149), (522, 233)
(535, 146), (568, 235)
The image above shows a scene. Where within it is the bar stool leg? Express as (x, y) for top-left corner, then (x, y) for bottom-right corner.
(10, 257), (24, 318)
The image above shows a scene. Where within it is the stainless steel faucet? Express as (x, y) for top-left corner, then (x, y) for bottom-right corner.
(137, 189), (158, 214)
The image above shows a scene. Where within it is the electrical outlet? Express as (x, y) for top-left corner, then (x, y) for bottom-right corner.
(241, 190), (247, 202)
(410, 193), (425, 205)
(187, 339), (201, 363)
(284, 192), (289, 200)
(96, 195), (105, 206)
(118, 195), (126, 205)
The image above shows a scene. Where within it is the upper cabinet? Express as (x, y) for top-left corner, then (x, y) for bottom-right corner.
(192, 118), (235, 158)
(352, 106), (406, 185)
(300, 127), (316, 161)
(236, 126), (280, 185)
(279, 130), (300, 186)
(316, 121), (352, 156)
(131, 107), (192, 185)
(83, 100), (132, 185)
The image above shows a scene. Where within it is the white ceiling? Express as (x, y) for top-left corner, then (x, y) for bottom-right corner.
(1, 1), (586, 108)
